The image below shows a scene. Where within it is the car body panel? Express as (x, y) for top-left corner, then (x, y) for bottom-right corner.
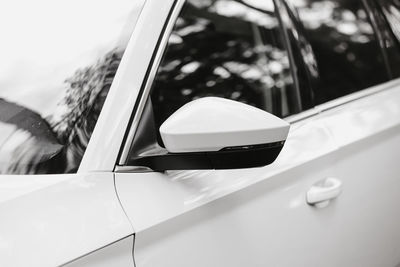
(0, 173), (133, 267)
(63, 236), (134, 267)
(116, 115), (339, 266)
(111, 0), (400, 265)
(115, 112), (338, 231)
(315, 80), (400, 266)
(116, 77), (400, 266)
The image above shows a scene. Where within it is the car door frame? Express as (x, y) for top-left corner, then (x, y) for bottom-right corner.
(114, 0), (314, 171)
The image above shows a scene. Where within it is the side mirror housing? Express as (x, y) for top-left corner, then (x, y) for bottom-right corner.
(130, 97), (289, 171)
(160, 97), (289, 153)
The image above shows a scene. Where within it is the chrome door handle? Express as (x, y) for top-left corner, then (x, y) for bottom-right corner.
(306, 177), (343, 206)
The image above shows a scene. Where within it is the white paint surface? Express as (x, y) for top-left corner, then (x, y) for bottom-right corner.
(116, 81), (400, 267)
(160, 97), (289, 152)
(0, 173), (133, 267)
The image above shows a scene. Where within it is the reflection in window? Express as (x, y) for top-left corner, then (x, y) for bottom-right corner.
(150, 0), (299, 133)
(377, 0), (400, 41)
(288, 0), (389, 104)
(375, 0), (400, 77)
(0, 0), (140, 174)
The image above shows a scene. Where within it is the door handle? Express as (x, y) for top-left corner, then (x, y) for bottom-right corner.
(306, 177), (343, 206)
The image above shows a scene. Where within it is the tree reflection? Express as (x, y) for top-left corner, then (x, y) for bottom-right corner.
(0, 50), (123, 174)
(288, 0), (389, 104)
(0, 0), (139, 175)
(374, 0), (400, 77)
(151, 0), (297, 131)
(50, 50), (123, 173)
(0, 99), (64, 174)
(376, 0), (400, 42)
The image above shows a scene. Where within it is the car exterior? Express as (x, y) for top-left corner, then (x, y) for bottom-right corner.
(1, 0), (400, 266)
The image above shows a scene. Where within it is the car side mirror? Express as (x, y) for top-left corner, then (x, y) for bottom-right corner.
(130, 97), (289, 171)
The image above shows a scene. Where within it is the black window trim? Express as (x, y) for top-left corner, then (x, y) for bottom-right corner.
(274, 0), (304, 113)
(362, 0), (393, 79)
(117, 0), (183, 166)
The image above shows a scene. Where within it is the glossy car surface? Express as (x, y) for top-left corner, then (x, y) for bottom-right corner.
(1, 0), (400, 266)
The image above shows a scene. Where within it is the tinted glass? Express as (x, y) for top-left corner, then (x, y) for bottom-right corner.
(150, 0), (300, 133)
(288, 0), (389, 104)
(377, 0), (400, 41)
(374, 0), (400, 77)
(0, 0), (142, 174)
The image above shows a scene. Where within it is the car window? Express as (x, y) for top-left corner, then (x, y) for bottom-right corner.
(374, 0), (400, 77)
(0, 0), (141, 174)
(377, 0), (400, 41)
(149, 0), (302, 134)
(287, 0), (390, 105)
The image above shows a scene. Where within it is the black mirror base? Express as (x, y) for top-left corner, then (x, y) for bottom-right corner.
(128, 142), (285, 172)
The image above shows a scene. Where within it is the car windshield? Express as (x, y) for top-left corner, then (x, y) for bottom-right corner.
(0, 0), (144, 174)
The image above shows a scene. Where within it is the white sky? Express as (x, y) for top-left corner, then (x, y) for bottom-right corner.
(0, 0), (144, 117)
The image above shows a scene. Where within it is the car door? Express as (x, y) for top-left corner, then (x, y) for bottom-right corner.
(114, 0), (400, 266)
(301, 0), (400, 264)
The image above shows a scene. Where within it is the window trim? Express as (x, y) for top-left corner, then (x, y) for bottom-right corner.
(275, 0), (317, 113)
(118, 0), (184, 165)
(363, 0), (393, 79)
(273, 0), (303, 113)
(285, 77), (400, 124)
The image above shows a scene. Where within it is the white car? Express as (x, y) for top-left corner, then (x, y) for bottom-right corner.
(1, 0), (400, 266)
